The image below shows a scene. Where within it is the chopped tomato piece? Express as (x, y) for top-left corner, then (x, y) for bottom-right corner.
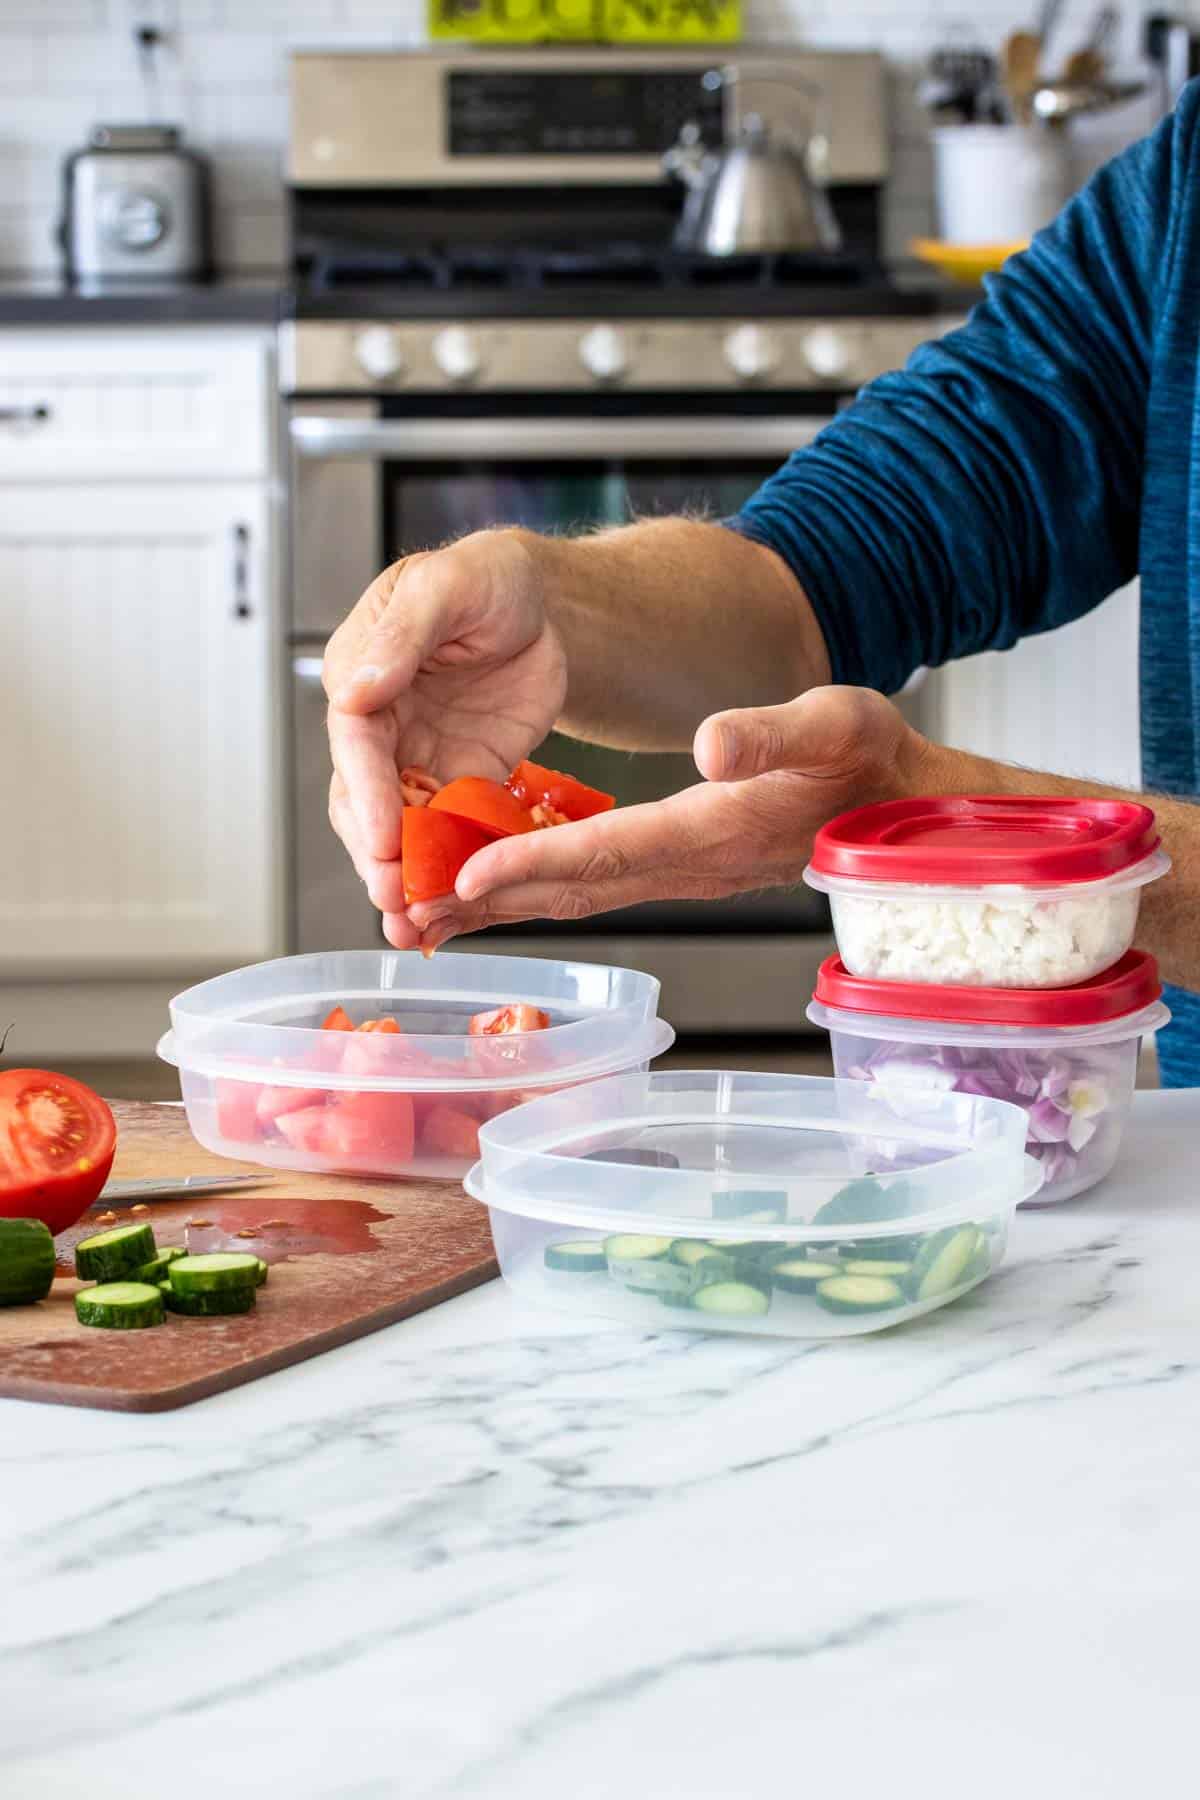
(469, 1004), (552, 1036)
(328, 1090), (415, 1163)
(402, 807), (492, 904)
(215, 1078), (263, 1144)
(505, 759), (614, 822)
(322, 1005), (354, 1032)
(420, 1102), (480, 1160)
(275, 1106), (332, 1154)
(429, 776), (536, 839)
(255, 1083), (325, 1128)
(357, 1017), (401, 1034)
(0, 1070), (118, 1236)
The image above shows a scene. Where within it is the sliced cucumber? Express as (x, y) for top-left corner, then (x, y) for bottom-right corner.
(603, 1234), (673, 1263)
(816, 1274), (905, 1316)
(670, 1240), (731, 1269)
(813, 1177), (915, 1230)
(692, 1281), (771, 1320)
(544, 1240), (608, 1273)
(770, 1256), (843, 1293)
(712, 1190), (786, 1222)
(0, 1218), (56, 1306)
(168, 1252), (263, 1295)
(75, 1222), (157, 1282)
(75, 1282), (165, 1329)
(908, 1226), (980, 1302)
(132, 1247), (186, 1285)
(607, 1255), (696, 1299)
(254, 1257), (269, 1287)
(839, 1235), (927, 1263)
(842, 1258), (912, 1279)
(163, 1285), (257, 1317)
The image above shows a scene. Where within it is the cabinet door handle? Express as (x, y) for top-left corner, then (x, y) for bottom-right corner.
(0, 403), (51, 426)
(231, 522), (252, 620)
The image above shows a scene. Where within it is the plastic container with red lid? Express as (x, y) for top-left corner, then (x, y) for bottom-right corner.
(804, 796), (1170, 988)
(808, 950), (1170, 1205)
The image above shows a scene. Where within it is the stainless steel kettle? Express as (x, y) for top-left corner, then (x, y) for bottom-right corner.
(663, 68), (841, 258)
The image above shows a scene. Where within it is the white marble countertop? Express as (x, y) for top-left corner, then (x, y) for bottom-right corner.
(4, 1090), (1198, 1799)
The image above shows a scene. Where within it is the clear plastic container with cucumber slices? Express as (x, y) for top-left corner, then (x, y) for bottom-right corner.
(805, 796), (1169, 988)
(464, 1071), (1036, 1338)
(159, 951), (674, 1182)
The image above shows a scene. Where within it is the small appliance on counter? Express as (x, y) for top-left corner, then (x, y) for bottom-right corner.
(59, 124), (211, 285)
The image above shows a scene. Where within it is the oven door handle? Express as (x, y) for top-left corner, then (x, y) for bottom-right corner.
(288, 416), (831, 461)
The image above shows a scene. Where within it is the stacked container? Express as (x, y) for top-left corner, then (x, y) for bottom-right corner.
(803, 797), (1171, 1204)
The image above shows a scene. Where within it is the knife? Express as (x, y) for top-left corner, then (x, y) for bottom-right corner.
(90, 1174), (270, 1209)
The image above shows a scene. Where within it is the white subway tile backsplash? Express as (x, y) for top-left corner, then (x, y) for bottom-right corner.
(0, 0), (1168, 272)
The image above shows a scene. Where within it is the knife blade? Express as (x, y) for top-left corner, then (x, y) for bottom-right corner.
(90, 1174), (270, 1209)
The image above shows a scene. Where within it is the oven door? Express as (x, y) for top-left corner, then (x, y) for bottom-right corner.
(288, 406), (838, 1017)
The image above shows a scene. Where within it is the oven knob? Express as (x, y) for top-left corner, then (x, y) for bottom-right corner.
(354, 327), (404, 383)
(802, 327), (853, 382)
(578, 325), (627, 383)
(723, 324), (779, 382)
(432, 326), (481, 384)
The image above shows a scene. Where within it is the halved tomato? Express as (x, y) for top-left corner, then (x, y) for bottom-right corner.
(322, 1005), (354, 1032)
(420, 1102), (480, 1161)
(429, 776), (536, 839)
(402, 807), (492, 904)
(469, 1005), (552, 1036)
(0, 1070), (118, 1235)
(505, 759), (614, 822)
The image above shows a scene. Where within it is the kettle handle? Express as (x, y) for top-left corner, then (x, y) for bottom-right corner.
(704, 65), (832, 178)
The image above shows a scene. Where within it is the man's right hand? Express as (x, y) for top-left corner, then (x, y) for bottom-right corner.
(323, 528), (566, 948)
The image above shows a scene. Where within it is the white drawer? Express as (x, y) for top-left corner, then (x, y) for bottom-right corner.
(0, 327), (274, 481)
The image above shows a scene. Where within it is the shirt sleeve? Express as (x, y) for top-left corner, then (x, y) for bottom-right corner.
(727, 91), (1196, 696)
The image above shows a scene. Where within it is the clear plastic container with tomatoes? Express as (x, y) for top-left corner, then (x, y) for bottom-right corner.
(158, 951), (674, 1182)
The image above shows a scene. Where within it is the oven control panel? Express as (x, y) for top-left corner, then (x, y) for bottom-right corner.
(285, 317), (951, 396)
(446, 69), (723, 157)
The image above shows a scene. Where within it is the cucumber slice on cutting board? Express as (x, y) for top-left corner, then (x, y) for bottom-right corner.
(75, 1282), (165, 1329)
(132, 1247), (185, 1286)
(168, 1252), (262, 1296)
(163, 1285), (257, 1317)
(544, 1240), (608, 1273)
(907, 1226), (980, 1302)
(0, 1218), (56, 1307)
(816, 1274), (905, 1316)
(692, 1281), (771, 1320)
(75, 1222), (156, 1282)
(770, 1256), (842, 1293)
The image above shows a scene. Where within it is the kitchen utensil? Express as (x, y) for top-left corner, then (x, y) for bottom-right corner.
(0, 1101), (498, 1413)
(465, 1071), (1036, 1338)
(92, 1174), (268, 1209)
(1062, 3), (1120, 84)
(909, 237), (1028, 283)
(931, 124), (1071, 245)
(59, 123), (211, 284)
(1143, 14), (1198, 116)
(159, 950), (674, 1183)
(804, 796), (1170, 988)
(1002, 28), (1044, 122)
(664, 66), (841, 256)
(810, 950), (1169, 1207)
(921, 44), (1002, 124)
(1031, 76), (1147, 122)
(1034, 0), (1068, 66)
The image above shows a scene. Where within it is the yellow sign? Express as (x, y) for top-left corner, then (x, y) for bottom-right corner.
(429, 0), (741, 44)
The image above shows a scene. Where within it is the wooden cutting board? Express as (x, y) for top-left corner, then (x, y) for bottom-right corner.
(0, 1102), (498, 1413)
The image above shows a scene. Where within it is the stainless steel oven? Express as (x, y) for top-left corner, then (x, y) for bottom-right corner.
(282, 48), (942, 1030)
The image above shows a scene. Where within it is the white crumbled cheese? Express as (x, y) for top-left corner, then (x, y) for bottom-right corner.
(830, 889), (1139, 987)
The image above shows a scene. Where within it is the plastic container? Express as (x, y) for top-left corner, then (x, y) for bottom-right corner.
(464, 1071), (1035, 1338)
(805, 796), (1169, 988)
(809, 950), (1169, 1205)
(159, 951), (675, 1182)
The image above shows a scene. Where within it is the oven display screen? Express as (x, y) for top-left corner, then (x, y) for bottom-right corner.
(446, 69), (723, 156)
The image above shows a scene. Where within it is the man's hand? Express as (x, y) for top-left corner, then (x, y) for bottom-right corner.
(323, 529), (566, 949)
(405, 687), (929, 951)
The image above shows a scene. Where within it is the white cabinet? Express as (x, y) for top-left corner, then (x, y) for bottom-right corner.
(0, 482), (281, 978)
(924, 581), (1142, 791)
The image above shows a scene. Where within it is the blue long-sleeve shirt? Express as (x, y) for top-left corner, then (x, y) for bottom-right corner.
(730, 83), (1200, 1086)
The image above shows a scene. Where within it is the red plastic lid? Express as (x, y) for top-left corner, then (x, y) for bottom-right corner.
(813, 949), (1162, 1028)
(810, 796), (1159, 885)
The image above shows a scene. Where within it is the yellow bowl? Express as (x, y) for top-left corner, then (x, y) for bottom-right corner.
(909, 238), (1029, 284)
